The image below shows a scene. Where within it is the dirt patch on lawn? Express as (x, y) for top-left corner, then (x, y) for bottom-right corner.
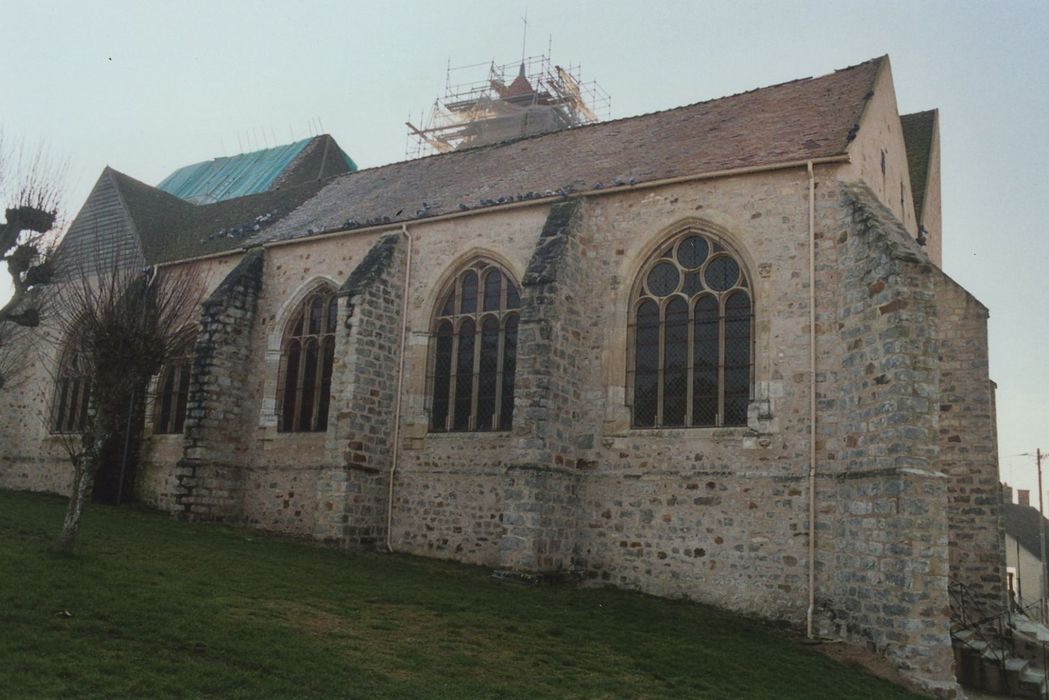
(806, 639), (924, 694)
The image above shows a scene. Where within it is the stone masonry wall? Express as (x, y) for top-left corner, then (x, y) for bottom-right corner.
(174, 248), (265, 521)
(499, 199), (594, 572)
(1, 164), (995, 693)
(818, 183), (954, 692)
(313, 233), (406, 546)
(933, 272), (1006, 617)
(575, 171), (825, 625)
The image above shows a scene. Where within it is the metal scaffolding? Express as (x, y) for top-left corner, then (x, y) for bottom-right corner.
(406, 54), (610, 159)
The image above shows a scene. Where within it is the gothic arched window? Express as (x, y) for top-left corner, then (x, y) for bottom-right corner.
(430, 260), (520, 432)
(153, 332), (196, 435)
(51, 336), (92, 434)
(629, 232), (753, 428)
(277, 285), (337, 433)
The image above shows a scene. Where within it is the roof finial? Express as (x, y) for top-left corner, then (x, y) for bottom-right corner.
(520, 8), (528, 65)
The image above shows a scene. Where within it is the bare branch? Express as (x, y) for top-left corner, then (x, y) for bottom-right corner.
(44, 241), (206, 551)
(0, 131), (67, 355)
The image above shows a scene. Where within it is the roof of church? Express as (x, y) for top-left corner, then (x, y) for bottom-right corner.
(156, 134), (357, 204)
(252, 56), (886, 247)
(115, 169), (329, 262)
(63, 56), (888, 265)
(900, 110), (936, 223)
(57, 167), (330, 266)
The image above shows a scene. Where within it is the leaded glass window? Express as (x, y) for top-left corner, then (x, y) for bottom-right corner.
(277, 286), (337, 433)
(629, 233), (753, 428)
(430, 261), (520, 432)
(51, 336), (92, 434)
(153, 333), (196, 435)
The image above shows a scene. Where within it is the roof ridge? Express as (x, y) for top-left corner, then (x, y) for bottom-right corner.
(901, 108), (937, 119)
(334, 56), (886, 181)
(179, 134), (322, 167)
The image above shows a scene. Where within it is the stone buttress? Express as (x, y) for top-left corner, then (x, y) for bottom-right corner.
(933, 273), (1006, 618)
(313, 233), (407, 546)
(814, 183), (968, 694)
(498, 198), (596, 573)
(175, 248), (265, 520)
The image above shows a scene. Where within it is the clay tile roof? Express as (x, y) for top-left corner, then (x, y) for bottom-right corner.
(900, 110), (936, 222)
(254, 56), (885, 246)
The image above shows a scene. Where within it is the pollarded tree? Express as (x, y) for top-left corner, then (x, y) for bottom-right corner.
(49, 255), (203, 553)
(0, 135), (64, 390)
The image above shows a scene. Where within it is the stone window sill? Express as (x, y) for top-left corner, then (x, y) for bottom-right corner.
(624, 426), (756, 439)
(424, 431), (513, 439)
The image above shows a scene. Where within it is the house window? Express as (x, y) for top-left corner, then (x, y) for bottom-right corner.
(430, 260), (520, 432)
(51, 337), (92, 433)
(277, 286), (337, 432)
(153, 334), (196, 435)
(629, 232), (753, 428)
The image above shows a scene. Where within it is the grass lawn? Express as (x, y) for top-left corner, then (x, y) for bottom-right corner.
(0, 490), (924, 699)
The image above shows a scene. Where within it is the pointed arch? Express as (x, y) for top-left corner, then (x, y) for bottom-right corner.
(276, 280), (338, 432)
(51, 331), (92, 434)
(428, 258), (521, 432)
(628, 227), (754, 428)
(152, 326), (198, 435)
(424, 248), (524, 321)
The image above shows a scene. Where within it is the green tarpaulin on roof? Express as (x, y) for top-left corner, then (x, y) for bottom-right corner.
(157, 138), (357, 204)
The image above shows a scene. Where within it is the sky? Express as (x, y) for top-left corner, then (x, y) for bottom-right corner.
(3, 0), (1048, 495)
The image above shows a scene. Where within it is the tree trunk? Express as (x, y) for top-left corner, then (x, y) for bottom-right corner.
(56, 417), (107, 553)
(57, 459), (93, 553)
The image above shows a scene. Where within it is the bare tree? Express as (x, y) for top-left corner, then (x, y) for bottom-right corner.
(0, 133), (65, 390)
(48, 255), (203, 552)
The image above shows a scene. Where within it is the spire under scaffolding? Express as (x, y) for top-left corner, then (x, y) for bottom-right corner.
(406, 54), (610, 159)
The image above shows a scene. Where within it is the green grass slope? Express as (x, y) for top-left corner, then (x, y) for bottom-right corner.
(0, 490), (923, 699)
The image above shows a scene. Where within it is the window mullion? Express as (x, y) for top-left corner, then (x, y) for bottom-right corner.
(493, 316), (506, 431)
(172, 365), (183, 433)
(717, 297), (726, 427)
(162, 369), (173, 434)
(686, 300), (695, 427)
(292, 339), (307, 431)
(173, 367), (183, 433)
(447, 330), (460, 432)
(469, 316), (481, 431)
(310, 334), (324, 431)
(656, 300), (666, 427)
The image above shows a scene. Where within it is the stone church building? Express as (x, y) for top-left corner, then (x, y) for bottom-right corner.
(0, 56), (1003, 693)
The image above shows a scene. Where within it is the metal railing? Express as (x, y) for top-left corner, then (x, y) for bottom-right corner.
(950, 580), (1049, 698)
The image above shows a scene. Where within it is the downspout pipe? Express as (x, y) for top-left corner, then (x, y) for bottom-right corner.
(806, 160), (818, 638)
(385, 224), (413, 553)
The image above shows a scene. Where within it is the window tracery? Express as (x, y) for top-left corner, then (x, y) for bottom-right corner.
(153, 333), (196, 435)
(277, 286), (337, 433)
(630, 232), (753, 428)
(430, 260), (520, 432)
(51, 337), (92, 434)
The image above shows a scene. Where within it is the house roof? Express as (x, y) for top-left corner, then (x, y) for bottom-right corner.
(900, 110), (936, 223)
(1004, 502), (1049, 558)
(156, 135), (357, 204)
(252, 56), (886, 247)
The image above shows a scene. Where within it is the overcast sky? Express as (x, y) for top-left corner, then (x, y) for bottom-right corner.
(3, 0), (1047, 495)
